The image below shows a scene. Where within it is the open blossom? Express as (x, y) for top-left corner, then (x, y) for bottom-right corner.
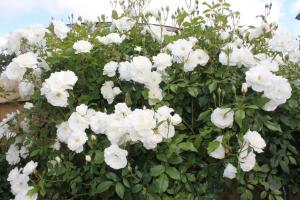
(41, 70), (78, 107)
(52, 20), (69, 39)
(103, 61), (119, 77)
(264, 76), (292, 105)
(104, 144), (128, 169)
(184, 49), (209, 72)
(67, 131), (88, 153)
(13, 52), (38, 69)
(209, 136), (225, 159)
(167, 37), (197, 60)
(6, 144), (20, 165)
(152, 53), (172, 71)
(243, 130), (266, 153)
(112, 17), (135, 32)
(269, 29), (298, 53)
(142, 25), (174, 42)
(211, 108), (234, 129)
(89, 112), (108, 134)
(73, 40), (93, 54)
(219, 46), (256, 68)
(97, 33), (126, 45)
(223, 163), (237, 179)
(23, 160), (38, 175)
(245, 66), (274, 92)
(56, 122), (73, 143)
(239, 147), (256, 172)
(101, 81), (122, 104)
(2, 61), (26, 81)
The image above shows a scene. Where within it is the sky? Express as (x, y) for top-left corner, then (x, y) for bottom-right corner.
(0, 0), (299, 37)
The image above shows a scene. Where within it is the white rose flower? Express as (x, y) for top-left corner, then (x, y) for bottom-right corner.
(184, 49), (209, 72)
(68, 112), (90, 131)
(23, 102), (34, 109)
(211, 108), (234, 129)
(219, 47), (240, 66)
(256, 58), (279, 72)
(103, 61), (119, 77)
(168, 37), (197, 60)
(263, 76), (292, 105)
(52, 20), (70, 40)
(239, 148), (256, 172)
(112, 17), (135, 32)
(13, 52), (38, 69)
(209, 135), (225, 159)
(152, 53), (172, 71)
(56, 122), (73, 143)
(245, 66), (274, 92)
(269, 30), (298, 53)
(3, 62), (26, 81)
(223, 163), (237, 179)
(10, 173), (29, 195)
(76, 104), (89, 116)
(118, 61), (132, 81)
(89, 112), (108, 134)
(67, 131), (88, 153)
(97, 33), (126, 45)
(7, 167), (20, 182)
(104, 144), (128, 169)
(6, 144), (20, 165)
(101, 81), (122, 104)
(73, 40), (93, 54)
(18, 81), (34, 98)
(23, 160), (38, 175)
(243, 130), (266, 153)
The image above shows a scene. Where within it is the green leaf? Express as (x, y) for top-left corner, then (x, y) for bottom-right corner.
(208, 82), (218, 93)
(235, 110), (245, 128)
(132, 184), (143, 193)
(94, 150), (104, 164)
(178, 142), (198, 152)
(207, 140), (220, 153)
(187, 87), (199, 97)
(150, 165), (165, 177)
(165, 167), (180, 180)
(155, 174), (169, 193)
(115, 182), (125, 199)
(196, 110), (211, 121)
(264, 121), (282, 132)
(96, 181), (114, 193)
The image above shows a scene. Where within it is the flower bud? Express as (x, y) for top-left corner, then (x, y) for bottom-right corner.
(55, 156), (61, 163)
(242, 83), (248, 94)
(91, 135), (96, 140)
(85, 155), (91, 162)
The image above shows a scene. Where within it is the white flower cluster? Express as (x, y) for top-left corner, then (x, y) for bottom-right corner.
(111, 17), (135, 32)
(1, 52), (38, 81)
(238, 130), (266, 172)
(41, 70), (78, 107)
(210, 130), (266, 179)
(167, 37), (209, 72)
(219, 42), (256, 68)
(0, 112), (17, 139)
(96, 103), (181, 169)
(96, 33), (126, 45)
(73, 40), (93, 54)
(100, 81), (122, 104)
(2, 25), (47, 54)
(6, 139), (30, 166)
(7, 161), (38, 200)
(52, 20), (70, 40)
(56, 103), (181, 169)
(56, 104), (95, 153)
(245, 63), (292, 111)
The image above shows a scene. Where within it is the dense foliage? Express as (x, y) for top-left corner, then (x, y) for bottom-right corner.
(0, 0), (300, 199)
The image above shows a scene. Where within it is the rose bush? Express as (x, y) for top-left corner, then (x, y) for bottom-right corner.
(0, 0), (300, 199)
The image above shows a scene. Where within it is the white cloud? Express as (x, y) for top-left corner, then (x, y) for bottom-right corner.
(293, 0), (300, 14)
